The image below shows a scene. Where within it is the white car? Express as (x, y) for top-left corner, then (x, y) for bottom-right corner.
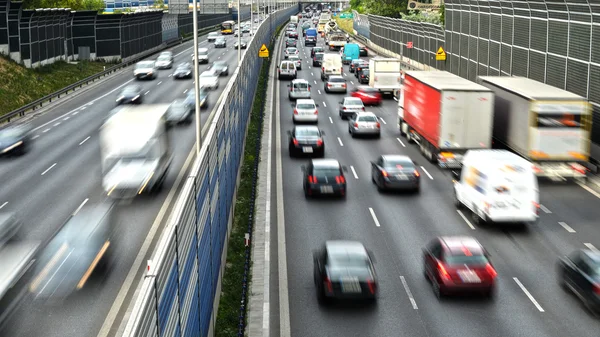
(155, 54), (173, 69)
(288, 55), (302, 70)
(284, 47), (299, 59)
(199, 70), (219, 90)
(192, 47), (209, 63)
(133, 60), (157, 80)
(293, 99), (319, 123)
(207, 32), (219, 42)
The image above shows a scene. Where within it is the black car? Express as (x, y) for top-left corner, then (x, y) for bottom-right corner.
(312, 52), (324, 67)
(359, 46), (368, 57)
(235, 39), (248, 49)
(214, 37), (226, 48)
(285, 38), (297, 47)
(184, 88), (209, 111)
(355, 64), (369, 78)
(371, 155), (420, 192)
(116, 84), (143, 105)
(166, 99), (193, 125)
(0, 124), (32, 156)
(173, 63), (193, 79)
(349, 59), (366, 73)
(313, 241), (378, 303)
(209, 61), (229, 76)
(301, 158), (347, 198)
(357, 68), (370, 83)
(310, 46), (324, 58)
(304, 35), (317, 46)
(558, 249), (600, 313)
(289, 31), (299, 39)
(287, 126), (325, 157)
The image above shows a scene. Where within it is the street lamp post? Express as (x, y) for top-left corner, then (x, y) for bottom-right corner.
(192, 0), (202, 153)
(237, 0), (241, 63)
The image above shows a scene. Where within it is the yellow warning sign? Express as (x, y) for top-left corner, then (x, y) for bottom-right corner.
(436, 46), (446, 61)
(259, 44), (269, 58)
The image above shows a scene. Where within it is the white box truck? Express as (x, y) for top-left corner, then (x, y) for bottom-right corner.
(290, 15), (299, 24)
(369, 58), (402, 96)
(478, 76), (592, 180)
(100, 105), (173, 198)
(320, 53), (342, 81)
(400, 71), (495, 168)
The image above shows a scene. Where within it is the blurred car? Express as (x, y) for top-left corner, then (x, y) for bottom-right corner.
(192, 47), (209, 63)
(355, 63), (369, 78)
(0, 124), (32, 156)
(242, 26), (251, 33)
(287, 79), (311, 100)
(233, 29), (240, 37)
(285, 29), (295, 37)
(423, 236), (497, 298)
(324, 75), (347, 93)
(159, 51), (173, 61)
(207, 32), (219, 42)
(292, 99), (319, 123)
(133, 60), (157, 80)
(312, 18), (318, 25)
(351, 86), (383, 106)
(558, 249), (600, 313)
(311, 46), (324, 58)
(289, 31), (299, 39)
(313, 241), (377, 302)
(304, 35), (317, 46)
(209, 61), (229, 76)
(338, 97), (365, 119)
(348, 111), (381, 138)
(173, 63), (193, 79)
(371, 155), (420, 192)
(284, 47), (299, 59)
(166, 99), (193, 125)
(358, 68), (370, 84)
(199, 70), (219, 90)
(302, 159), (348, 198)
(116, 84), (143, 105)
(349, 59), (366, 73)
(285, 38), (297, 47)
(312, 52), (324, 67)
(234, 39), (248, 49)
(214, 37), (226, 48)
(277, 61), (297, 80)
(287, 125), (325, 157)
(288, 55), (302, 70)
(184, 88), (209, 110)
(359, 46), (368, 56)
(155, 54), (173, 69)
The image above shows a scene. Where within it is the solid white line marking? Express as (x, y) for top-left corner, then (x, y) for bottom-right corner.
(456, 210), (476, 230)
(323, 102), (327, 107)
(184, 89), (188, 94)
(63, 116), (70, 121)
(41, 163), (57, 175)
(72, 111), (79, 115)
(350, 81), (354, 85)
(577, 182), (600, 199)
(32, 135), (40, 140)
(80, 107), (87, 111)
(53, 122), (61, 126)
(43, 129), (50, 133)
(400, 276), (418, 309)
(393, 97), (398, 101)
(73, 198), (89, 215)
(337, 137), (343, 146)
(318, 89), (322, 94)
(584, 243), (598, 252)
(396, 138), (406, 147)
(87, 102), (94, 106)
(558, 222), (576, 233)
(350, 166), (359, 179)
(420, 166), (433, 180)
(311, 72), (314, 76)
(329, 117), (333, 123)
(513, 277), (545, 312)
(314, 80), (317, 84)
(79, 136), (91, 146)
(144, 91), (150, 95)
(0, 202), (7, 209)
(380, 118), (386, 125)
(344, 73), (347, 76)
(540, 204), (552, 214)
(369, 207), (381, 227)
(157, 81), (162, 85)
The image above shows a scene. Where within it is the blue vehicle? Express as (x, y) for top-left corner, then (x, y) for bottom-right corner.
(305, 28), (317, 38)
(342, 43), (360, 65)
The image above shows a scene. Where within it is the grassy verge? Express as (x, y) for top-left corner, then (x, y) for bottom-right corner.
(0, 56), (107, 117)
(214, 23), (284, 337)
(334, 17), (354, 34)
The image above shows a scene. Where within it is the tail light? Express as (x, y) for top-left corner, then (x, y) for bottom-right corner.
(340, 67), (343, 73)
(376, 122), (380, 128)
(308, 175), (318, 183)
(570, 163), (587, 175)
(335, 175), (346, 184)
(533, 201), (540, 215)
(341, 83), (346, 88)
(342, 107), (347, 110)
(593, 283), (600, 296)
(366, 279), (376, 294)
(293, 139), (299, 146)
(484, 263), (498, 279)
(361, 75), (365, 78)
(437, 262), (451, 280)
(362, 107), (365, 110)
(381, 170), (388, 178)
(353, 122), (359, 128)
(314, 109), (318, 114)
(322, 67), (325, 72)
(293, 109), (298, 115)
(324, 276), (333, 293)
(316, 139), (323, 146)
(327, 83), (332, 87)
(414, 170), (420, 177)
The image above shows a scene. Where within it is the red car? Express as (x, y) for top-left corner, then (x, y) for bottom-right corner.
(351, 86), (382, 106)
(423, 236), (497, 298)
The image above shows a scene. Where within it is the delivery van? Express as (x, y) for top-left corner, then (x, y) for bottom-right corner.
(342, 43), (359, 64)
(320, 53), (342, 80)
(453, 150), (540, 226)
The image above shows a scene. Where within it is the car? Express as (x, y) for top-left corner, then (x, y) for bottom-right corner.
(155, 54), (173, 69)
(351, 86), (383, 106)
(166, 99), (193, 125)
(558, 249), (600, 313)
(209, 61), (229, 76)
(277, 60), (297, 80)
(358, 68), (370, 84)
(285, 38), (297, 47)
(214, 37), (226, 48)
(338, 97), (365, 119)
(359, 46), (368, 56)
(234, 39), (248, 49)
(285, 29), (295, 37)
(284, 47), (299, 59)
(292, 99), (319, 123)
(349, 59), (366, 73)
(371, 155), (420, 192)
(133, 60), (157, 80)
(159, 51), (173, 60)
(288, 55), (302, 70)
(173, 63), (193, 79)
(312, 52), (324, 67)
(348, 111), (381, 138)
(312, 18), (318, 25)
(287, 126), (325, 157)
(355, 63), (369, 78)
(193, 47), (209, 63)
(0, 124), (32, 156)
(302, 159), (347, 198)
(310, 46), (324, 58)
(184, 88), (208, 110)
(289, 31), (299, 39)
(116, 84), (143, 105)
(242, 26), (251, 33)
(207, 32), (219, 42)
(324, 75), (347, 93)
(288, 79), (311, 100)
(423, 236), (497, 298)
(199, 70), (219, 90)
(304, 35), (317, 46)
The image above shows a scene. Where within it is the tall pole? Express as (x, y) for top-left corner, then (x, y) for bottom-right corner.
(193, 0), (202, 154)
(250, 0), (253, 36)
(237, 0), (241, 63)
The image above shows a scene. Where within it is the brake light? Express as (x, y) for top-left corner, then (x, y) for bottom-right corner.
(327, 83), (332, 87)
(376, 122), (380, 128)
(381, 170), (388, 178)
(594, 284), (600, 296)
(335, 175), (346, 184)
(533, 201), (540, 215)
(484, 263), (498, 279)
(437, 262), (451, 280)
(322, 67), (325, 72)
(308, 175), (318, 183)
(293, 139), (299, 146)
(362, 107), (365, 110)
(314, 109), (318, 114)
(342, 107), (347, 110)
(293, 109), (298, 115)
(413, 170), (420, 177)
(340, 67), (343, 73)
(324, 276), (333, 293)
(361, 75), (365, 78)
(353, 122), (358, 128)
(367, 279), (376, 294)
(570, 163), (587, 175)
(316, 139), (323, 146)
(341, 83), (346, 88)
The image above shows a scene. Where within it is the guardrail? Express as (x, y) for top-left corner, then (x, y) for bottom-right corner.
(0, 24), (221, 125)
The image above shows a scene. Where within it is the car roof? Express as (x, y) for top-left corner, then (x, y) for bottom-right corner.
(343, 97), (363, 103)
(325, 240), (368, 256)
(294, 125), (319, 132)
(292, 79), (309, 83)
(328, 75), (344, 80)
(381, 154), (412, 162)
(296, 99), (315, 105)
(440, 236), (484, 255)
(355, 111), (377, 118)
(312, 158), (341, 168)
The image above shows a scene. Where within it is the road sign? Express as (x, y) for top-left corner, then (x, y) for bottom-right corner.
(339, 13), (354, 19)
(407, 41), (413, 49)
(258, 44), (269, 58)
(328, 21), (337, 28)
(436, 46), (446, 61)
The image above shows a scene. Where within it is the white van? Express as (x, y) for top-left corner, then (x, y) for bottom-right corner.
(320, 53), (342, 81)
(453, 150), (540, 226)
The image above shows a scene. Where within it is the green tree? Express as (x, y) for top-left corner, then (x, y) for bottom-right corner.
(439, 2), (445, 25)
(22, 0), (105, 11)
(362, 0), (407, 18)
(153, 0), (165, 9)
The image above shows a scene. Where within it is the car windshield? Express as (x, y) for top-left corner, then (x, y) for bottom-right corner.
(362, 69), (370, 75)
(289, 56), (299, 60)
(293, 82), (308, 89)
(445, 254), (489, 266)
(177, 64), (190, 70)
(213, 62), (226, 67)
(357, 115), (378, 122)
(122, 86), (140, 93)
(216, 38), (225, 42)
(296, 103), (315, 109)
(136, 62), (153, 68)
(0, 128), (25, 139)
(287, 48), (297, 53)
(209, 32), (218, 36)
(344, 98), (363, 106)
(201, 72), (216, 78)
(384, 160), (414, 170)
(329, 77), (345, 83)
(314, 48), (323, 52)
(157, 55), (170, 61)
(168, 104), (186, 113)
(295, 128), (319, 137)
(313, 167), (341, 176)
(328, 252), (370, 276)
(198, 50), (208, 55)
(315, 53), (324, 60)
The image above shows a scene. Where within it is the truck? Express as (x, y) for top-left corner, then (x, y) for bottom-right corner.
(320, 53), (343, 81)
(100, 105), (173, 198)
(478, 76), (592, 180)
(399, 71), (495, 168)
(368, 58), (403, 96)
(0, 213), (39, 327)
(290, 15), (298, 24)
(327, 32), (346, 50)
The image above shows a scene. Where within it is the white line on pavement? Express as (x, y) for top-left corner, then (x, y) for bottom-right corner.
(329, 117), (333, 123)
(79, 136), (91, 146)
(456, 210), (476, 230)
(318, 89), (322, 94)
(323, 102), (327, 107)
(32, 135), (40, 140)
(369, 208), (381, 227)
(144, 91), (150, 95)
(0, 202), (7, 209)
(540, 204), (552, 214)
(577, 182), (600, 199)
(513, 277), (545, 312)
(584, 243), (598, 252)
(380, 118), (386, 125)
(400, 276), (418, 309)
(420, 166), (433, 180)
(350, 166), (359, 179)
(558, 222), (576, 233)
(396, 137), (406, 147)
(53, 122), (61, 126)
(42, 129), (50, 133)
(41, 163), (57, 176)
(73, 198), (89, 215)
(337, 137), (343, 146)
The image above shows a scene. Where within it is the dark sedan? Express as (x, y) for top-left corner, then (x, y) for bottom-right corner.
(214, 37), (226, 48)
(116, 84), (143, 105)
(0, 124), (32, 156)
(349, 59), (364, 73)
(312, 52), (324, 67)
(558, 249), (600, 313)
(359, 46), (368, 56)
(287, 126), (325, 157)
(184, 88), (209, 111)
(314, 241), (378, 303)
(355, 63), (369, 78)
(358, 68), (370, 84)
(310, 46), (324, 58)
(371, 155), (420, 192)
(285, 38), (297, 48)
(166, 99), (193, 125)
(209, 61), (229, 76)
(235, 39), (248, 49)
(173, 63), (193, 79)
(302, 159), (347, 198)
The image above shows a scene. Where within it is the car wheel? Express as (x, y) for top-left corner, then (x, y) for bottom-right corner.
(454, 191), (463, 209)
(432, 279), (442, 299)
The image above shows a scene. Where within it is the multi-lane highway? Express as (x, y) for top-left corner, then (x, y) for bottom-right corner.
(0, 23), (253, 337)
(274, 22), (600, 337)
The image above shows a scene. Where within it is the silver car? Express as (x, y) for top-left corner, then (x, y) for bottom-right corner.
(166, 99), (193, 125)
(207, 32), (219, 42)
(284, 47), (299, 59)
(193, 47), (209, 63)
(324, 75), (347, 93)
(292, 99), (319, 123)
(199, 70), (219, 90)
(288, 55), (302, 70)
(133, 60), (157, 80)
(155, 54), (173, 69)
(348, 112), (381, 138)
(287, 79), (311, 100)
(338, 97), (365, 119)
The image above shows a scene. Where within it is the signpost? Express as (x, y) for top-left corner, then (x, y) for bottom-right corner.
(339, 13), (353, 19)
(259, 44), (269, 58)
(436, 46), (446, 61)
